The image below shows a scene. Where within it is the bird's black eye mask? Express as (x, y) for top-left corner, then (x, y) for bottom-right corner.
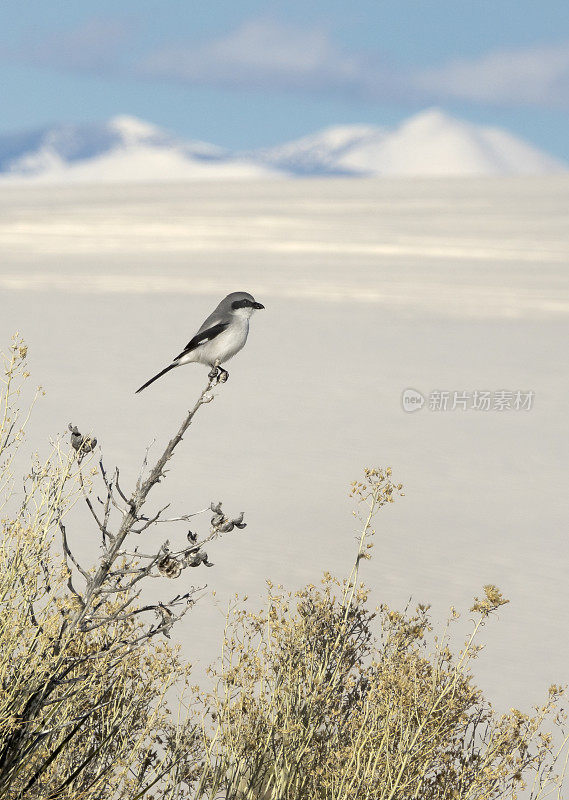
(231, 298), (253, 310)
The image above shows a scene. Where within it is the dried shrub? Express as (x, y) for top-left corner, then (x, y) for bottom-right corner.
(0, 338), (239, 799)
(199, 470), (568, 800)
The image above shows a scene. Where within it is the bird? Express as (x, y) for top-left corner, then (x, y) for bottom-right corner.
(135, 291), (265, 393)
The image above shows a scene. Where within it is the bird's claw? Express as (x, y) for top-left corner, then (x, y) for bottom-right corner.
(208, 366), (229, 384)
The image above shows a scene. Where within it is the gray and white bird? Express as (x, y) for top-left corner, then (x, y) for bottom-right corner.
(135, 291), (264, 393)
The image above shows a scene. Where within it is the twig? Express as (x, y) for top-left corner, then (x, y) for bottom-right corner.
(70, 374), (220, 631)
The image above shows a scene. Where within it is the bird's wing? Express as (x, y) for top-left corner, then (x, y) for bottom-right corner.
(174, 322), (229, 361)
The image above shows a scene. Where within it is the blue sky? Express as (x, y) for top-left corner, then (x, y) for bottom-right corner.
(1, 0), (568, 158)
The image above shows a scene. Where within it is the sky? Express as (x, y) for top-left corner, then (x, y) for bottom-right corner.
(0, 0), (568, 159)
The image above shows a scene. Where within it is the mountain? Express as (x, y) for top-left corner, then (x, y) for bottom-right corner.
(247, 124), (388, 175)
(0, 115), (280, 183)
(0, 110), (564, 183)
(250, 109), (566, 177)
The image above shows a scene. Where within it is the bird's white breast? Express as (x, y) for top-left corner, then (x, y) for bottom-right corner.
(195, 317), (249, 365)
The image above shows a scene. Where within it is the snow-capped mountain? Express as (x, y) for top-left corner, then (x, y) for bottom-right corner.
(247, 124), (388, 175)
(250, 110), (566, 177)
(0, 115), (280, 183)
(348, 109), (566, 176)
(0, 110), (564, 183)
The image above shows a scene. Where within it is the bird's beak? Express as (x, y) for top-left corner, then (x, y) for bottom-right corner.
(253, 302), (265, 309)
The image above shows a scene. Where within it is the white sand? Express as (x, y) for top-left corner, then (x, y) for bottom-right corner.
(0, 176), (568, 713)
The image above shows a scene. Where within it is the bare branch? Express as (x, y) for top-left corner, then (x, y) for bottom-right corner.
(60, 522), (90, 583)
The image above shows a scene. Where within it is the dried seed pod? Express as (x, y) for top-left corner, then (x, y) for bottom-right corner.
(155, 605), (174, 637)
(68, 423), (97, 454)
(157, 554), (182, 579)
(185, 550), (214, 568)
(232, 512), (247, 530)
(209, 502), (246, 534)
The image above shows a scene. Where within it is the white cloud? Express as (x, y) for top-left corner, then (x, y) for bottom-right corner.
(139, 18), (398, 99)
(4, 14), (569, 111)
(139, 20), (569, 109)
(415, 43), (569, 107)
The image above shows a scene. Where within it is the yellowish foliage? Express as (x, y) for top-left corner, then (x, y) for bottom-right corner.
(198, 469), (568, 800)
(0, 340), (202, 799)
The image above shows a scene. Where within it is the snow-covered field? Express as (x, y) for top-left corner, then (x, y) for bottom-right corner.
(1, 177), (568, 712)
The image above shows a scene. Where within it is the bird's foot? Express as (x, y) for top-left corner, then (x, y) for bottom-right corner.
(208, 366), (229, 384)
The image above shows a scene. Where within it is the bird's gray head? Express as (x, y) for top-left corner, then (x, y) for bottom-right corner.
(223, 291), (265, 319)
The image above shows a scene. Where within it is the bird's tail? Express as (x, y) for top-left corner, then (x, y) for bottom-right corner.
(135, 363), (177, 394)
